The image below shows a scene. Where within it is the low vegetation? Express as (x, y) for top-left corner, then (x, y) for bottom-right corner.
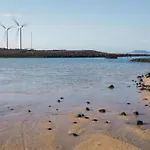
(0, 48), (149, 58)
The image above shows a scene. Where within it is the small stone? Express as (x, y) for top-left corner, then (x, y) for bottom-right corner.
(137, 76), (142, 79)
(143, 98), (148, 100)
(92, 118), (98, 122)
(120, 112), (127, 116)
(73, 121), (77, 124)
(87, 101), (90, 104)
(10, 109), (14, 111)
(49, 120), (51, 123)
(49, 105), (51, 107)
(86, 107), (90, 111)
(133, 111), (139, 116)
(28, 110), (31, 113)
(139, 79), (143, 82)
(85, 116), (89, 119)
(145, 104), (149, 107)
(57, 100), (61, 103)
(99, 109), (106, 113)
(108, 85), (114, 89)
(56, 109), (58, 111)
(105, 121), (109, 124)
(72, 133), (78, 137)
(77, 114), (84, 118)
(137, 120), (143, 125)
(127, 86), (131, 88)
(60, 97), (64, 99)
(48, 128), (52, 130)
(127, 103), (131, 105)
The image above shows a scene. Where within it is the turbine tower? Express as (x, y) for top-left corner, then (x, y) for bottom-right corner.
(0, 23), (13, 49)
(13, 18), (26, 49)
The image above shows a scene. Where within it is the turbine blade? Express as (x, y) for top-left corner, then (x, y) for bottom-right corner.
(16, 28), (19, 37)
(7, 26), (14, 30)
(0, 23), (6, 29)
(13, 18), (20, 26)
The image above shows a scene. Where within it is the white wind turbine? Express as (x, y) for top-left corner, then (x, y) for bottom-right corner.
(0, 23), (13, 49)
(13, 18), (27, 49)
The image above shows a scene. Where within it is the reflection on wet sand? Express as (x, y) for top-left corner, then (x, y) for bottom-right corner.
(0, 75), (149, 150)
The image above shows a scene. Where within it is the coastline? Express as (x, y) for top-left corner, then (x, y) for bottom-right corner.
(0, 49), (149, 58)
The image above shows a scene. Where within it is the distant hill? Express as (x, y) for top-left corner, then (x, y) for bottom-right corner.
(130, 50), (150, 54)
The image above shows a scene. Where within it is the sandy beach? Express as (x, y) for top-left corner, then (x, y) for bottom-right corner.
(0, 74), (150, 150)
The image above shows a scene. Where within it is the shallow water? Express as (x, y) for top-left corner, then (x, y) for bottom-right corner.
(0, 57), (149, 111)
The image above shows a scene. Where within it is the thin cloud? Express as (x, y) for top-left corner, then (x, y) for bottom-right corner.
(0, 13), (22, 17)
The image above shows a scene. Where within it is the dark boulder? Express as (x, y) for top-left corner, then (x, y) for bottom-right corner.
(87, 101), (90, 104)
(108, 85), (114, 89)
(137, 120), (143, 125)
(86, 107), (90, 111)
(120, 112), (127, 116)
(133, 111), (139, 116)
(99, 109), (106, 113)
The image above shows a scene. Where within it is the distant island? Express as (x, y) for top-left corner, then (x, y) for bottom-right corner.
(0, 48), (150, 58)
(130, 50), (150, 54)
(130, 58), (150, 63)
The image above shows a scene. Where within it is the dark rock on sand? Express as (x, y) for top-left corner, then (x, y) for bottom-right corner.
(56, 109), (58, 111)
(73, 121), (78, 124)
(137, 120), (144, 125)
(48, 128), (52, 130)
(133, 111), (139, 116)
(60, 97), (64, 99)
(99, 109), (106, 113)
(28, 110), (31, 113)
(145, 104), (149, 107)
(143, 98), (148, 100)
(10, 109), (14, 111)
(105, 121), (109, 124)
(49, 105), (51, 107)
(57, 100), (61, 103)
(140, 79), (143, 82)
(49, 120), (52, 123)
(137, 76), (142, 78)
(86, 107), (90, 111)
(92, 118), (98, 122)
(72, 133), (79, 137)
(120, 112), (127, 116)
(77, 114), (85, 118)
(85, 116), (89, 119)
(87, 101), (90, 104)
(127, 103), (131, 105)
(108, 85), (114, 89)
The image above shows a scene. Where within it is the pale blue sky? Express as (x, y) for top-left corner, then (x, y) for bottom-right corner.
(0, 0), (150, 52)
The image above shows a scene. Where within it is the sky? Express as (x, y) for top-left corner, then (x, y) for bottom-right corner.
(0, 0), (150, 52)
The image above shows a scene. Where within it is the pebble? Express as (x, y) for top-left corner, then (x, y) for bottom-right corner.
(133, 111), (139, 116)
(137, 120), (143, 125)
(99, 109), (106, 113)
(120, 112), (127, 116)
(86, 107), (90, 111)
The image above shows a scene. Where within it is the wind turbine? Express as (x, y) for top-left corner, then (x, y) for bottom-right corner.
(0, 23), (13, 49)
(13, 18), (27, 49)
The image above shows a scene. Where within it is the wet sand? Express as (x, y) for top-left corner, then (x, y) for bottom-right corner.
(0, 77), (150, 150)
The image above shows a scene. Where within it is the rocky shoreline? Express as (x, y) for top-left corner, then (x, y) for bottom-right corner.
(130, 58), (150, 63)
(0, 48), (149, 58)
